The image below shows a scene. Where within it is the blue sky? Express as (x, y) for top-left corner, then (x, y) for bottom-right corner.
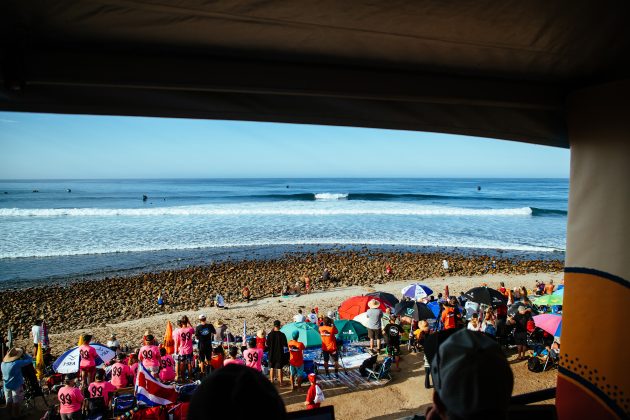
(0, 112), (570, 179)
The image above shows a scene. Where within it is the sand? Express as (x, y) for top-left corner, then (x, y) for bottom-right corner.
(12, 271), (562, 420)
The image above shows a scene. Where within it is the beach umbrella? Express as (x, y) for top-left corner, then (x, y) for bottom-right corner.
(53, 343), (115, 374)
(280, 322), (321, 348)
(426, 301), (441, 318)
(163, 321), (174, 355)
(464, 286), (507, 308)
(338, 296), (388, 320)
(353, 312), (370, 329)
(365, 291), (399, 307)
(393, 301), (436, 321)
(401, 284), (433, 300)
(334, 320), (368, 342)
(534, 294), (563, 306)
(35, 343), (45, 380)
(533, 314), (563, 337)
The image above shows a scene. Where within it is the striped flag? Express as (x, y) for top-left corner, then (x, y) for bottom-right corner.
(135, 362), (178, 406)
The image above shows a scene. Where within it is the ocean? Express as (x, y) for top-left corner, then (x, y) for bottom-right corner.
(0, 178), (567, 288)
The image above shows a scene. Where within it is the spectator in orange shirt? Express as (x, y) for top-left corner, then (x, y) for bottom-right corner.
(441, 299), (459, 330)
(287, 331), (306, 391)
(319, 317), (339, 377)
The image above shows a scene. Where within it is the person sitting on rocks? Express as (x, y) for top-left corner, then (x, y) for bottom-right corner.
(423, 329), (513, 420)
(215, 294), (225, 309)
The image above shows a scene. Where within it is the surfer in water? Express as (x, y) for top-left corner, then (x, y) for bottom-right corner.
(477, 185), (481, 191)
(142, 194), (148, 201)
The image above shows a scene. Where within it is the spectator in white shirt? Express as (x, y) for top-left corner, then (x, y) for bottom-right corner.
(293, 309), (306, 323)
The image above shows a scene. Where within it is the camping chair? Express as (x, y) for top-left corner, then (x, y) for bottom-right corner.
(366, 357), (393, 381)
(542, 348), (560, 371)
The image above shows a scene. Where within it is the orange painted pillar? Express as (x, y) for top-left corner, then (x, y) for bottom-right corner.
(557, 80), (630, 419)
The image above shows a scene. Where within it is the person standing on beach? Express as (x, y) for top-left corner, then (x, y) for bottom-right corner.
(173, 318), (195, 381)
(267, 320), (288, 385)
(319, 317), (339, 377)
(287, 331), (306, 391)
(79, 334), (98, 386)
(365, 299), (383, 351)
(2, 347), (33, 419)
(307, 309), (318, 324)
(110, 353), (132, 389)
(138, 334), (161, 376)
(31, 320), (42, 357)
(195, 314), (215, 375)
(243, 338), (263, 372)
(57, 373), (84, 420)
(304, 276), (311, 294)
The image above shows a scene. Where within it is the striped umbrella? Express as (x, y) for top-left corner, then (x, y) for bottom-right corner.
(401, 284), (434, 300)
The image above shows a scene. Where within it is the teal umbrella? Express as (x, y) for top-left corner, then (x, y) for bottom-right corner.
(534, 294), (563, 306)
(280, 322), (321, 348)
(334, 319), (368, 342)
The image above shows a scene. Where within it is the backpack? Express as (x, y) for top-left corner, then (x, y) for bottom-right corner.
(528, 357), (544, 373)
(313, 385), (325, 404)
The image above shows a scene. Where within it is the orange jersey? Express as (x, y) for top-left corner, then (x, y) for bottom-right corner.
(441, 306), (457, 330)
(319, 325), (338, 352)
(288, 339), (305, 366)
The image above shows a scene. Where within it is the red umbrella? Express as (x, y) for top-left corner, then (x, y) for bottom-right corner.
(338, 296), (388, 320)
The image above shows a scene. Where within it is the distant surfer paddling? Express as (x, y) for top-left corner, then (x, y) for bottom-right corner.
(142, 194), (148, 201)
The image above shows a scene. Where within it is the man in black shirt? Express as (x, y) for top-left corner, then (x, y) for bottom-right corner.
(507, 306), (529, 361)
(383, 315), (403, 371)
(267, 320), (288, 386)
(195, 314), (216, 374)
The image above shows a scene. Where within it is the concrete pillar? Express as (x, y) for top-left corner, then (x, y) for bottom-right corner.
(557, 80), (630, 419)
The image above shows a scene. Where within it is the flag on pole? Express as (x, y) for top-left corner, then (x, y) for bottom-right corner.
(135, 362), (178, 406)
(35, 343), (45, 380)
(242, 320), (247, 346)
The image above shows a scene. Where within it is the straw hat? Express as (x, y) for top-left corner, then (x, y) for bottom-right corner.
(3, 347), (24, 363)
(368, 299), (381, 309)
(216, 320), (224, 327)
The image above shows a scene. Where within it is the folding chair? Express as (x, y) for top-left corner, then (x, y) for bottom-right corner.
(366, 357), (393, 381)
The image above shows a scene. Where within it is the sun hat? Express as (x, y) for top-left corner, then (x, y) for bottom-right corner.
(199, 314), (207, 320)
(216, 320), (224, 327)
(431, 329), (513, 418)
(368, 299), (381, 309)
(3, 347), (24, 363)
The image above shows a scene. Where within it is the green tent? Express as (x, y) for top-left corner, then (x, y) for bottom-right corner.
(334, 319), (368, 342)
(280, 322), (321, 348)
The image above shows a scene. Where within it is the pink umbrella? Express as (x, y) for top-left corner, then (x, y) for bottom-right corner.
(532, 314), (562, 336)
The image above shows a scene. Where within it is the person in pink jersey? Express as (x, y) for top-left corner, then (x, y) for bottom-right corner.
(223, 346), (245, 366)
(78, 334), (98, 385)
(158, 347), (176, 383)
(88, 369), (117, 406)
(57, 374), (84, 420)
(110, 353), (132, 389)
(243, 338), (263, 372)
(138, 334), (161, 376)
(128, 353), (139, 383)
(173, 317), (195, 380)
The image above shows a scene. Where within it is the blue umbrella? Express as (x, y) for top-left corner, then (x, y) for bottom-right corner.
(53, 343), (115, 374)
(427, 301), (441, 318)
(401, 284), (434, 300)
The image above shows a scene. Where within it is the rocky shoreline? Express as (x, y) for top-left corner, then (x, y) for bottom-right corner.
(0, 249), (563, 339)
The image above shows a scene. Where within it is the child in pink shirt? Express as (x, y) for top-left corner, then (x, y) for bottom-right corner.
(79, 334), (98, 385)
(223, 346), (245, 366)
(110, 354), (132, 389)
(158, 347), (176, 383)
(58, 374), (84, 417)
(88, 369), (117, 406)
(138, 335), (161, 375)
(128, 353), (139, 383)
(243, 338), (263, 372)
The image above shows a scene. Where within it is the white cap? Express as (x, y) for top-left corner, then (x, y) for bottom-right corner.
(198, 314), (207, 320)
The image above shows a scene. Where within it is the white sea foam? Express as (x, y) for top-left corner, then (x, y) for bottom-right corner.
(314, 193), (348, 200)
(0, 204), (534, 217)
